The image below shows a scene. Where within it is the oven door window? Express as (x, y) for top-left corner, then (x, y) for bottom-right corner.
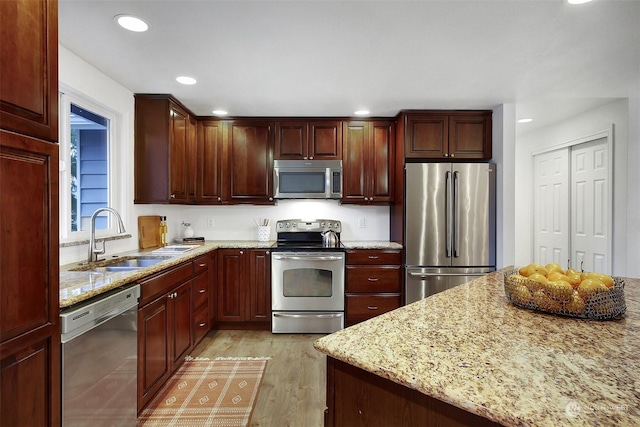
(283, 268), (333, 297)
(279, 171), (326, 194)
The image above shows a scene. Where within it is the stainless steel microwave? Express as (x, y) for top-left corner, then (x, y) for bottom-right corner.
(273, 160), (342, 199)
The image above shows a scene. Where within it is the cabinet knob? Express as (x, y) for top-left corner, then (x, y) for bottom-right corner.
(309, 156), (313, 160)
(370, 197), (374, 201)
(240, 250), (244, 255)
(266, 250), (270, 255)
(269, 197), (273, 201)
(199, 289), (206, 293)
(450, 153), (455, 157)
(443, 153), (449, 157)
(217, 197), (221, 202)
(170, 194), (176, 198)
(364, 197), (369, 201)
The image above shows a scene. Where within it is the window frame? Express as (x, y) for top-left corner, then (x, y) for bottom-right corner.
(59, 86), (125, 243)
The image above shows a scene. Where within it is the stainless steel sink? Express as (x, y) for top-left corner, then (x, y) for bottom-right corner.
(70, 256), (172, 272)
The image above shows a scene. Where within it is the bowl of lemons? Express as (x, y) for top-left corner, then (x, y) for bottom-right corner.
(504, 263), (626, 320)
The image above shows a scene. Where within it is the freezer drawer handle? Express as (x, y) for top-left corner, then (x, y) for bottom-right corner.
(408, 272), (487, 278)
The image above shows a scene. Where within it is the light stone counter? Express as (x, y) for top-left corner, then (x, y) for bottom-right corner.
(341, 241), (403, 250)
(60, 240), (274, 308)
(314, 270), (640, 426)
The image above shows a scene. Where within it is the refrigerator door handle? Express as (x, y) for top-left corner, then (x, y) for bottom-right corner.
(453, 170), (460, 258)
(445, 170), (452, 258)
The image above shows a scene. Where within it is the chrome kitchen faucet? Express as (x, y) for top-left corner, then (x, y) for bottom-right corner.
(88, 207), (126, 263)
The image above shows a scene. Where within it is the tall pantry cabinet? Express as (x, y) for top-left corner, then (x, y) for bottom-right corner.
(0, 1), (61, 426)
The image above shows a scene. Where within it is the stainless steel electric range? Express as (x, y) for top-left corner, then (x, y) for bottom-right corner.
(271, 219), (345, 333)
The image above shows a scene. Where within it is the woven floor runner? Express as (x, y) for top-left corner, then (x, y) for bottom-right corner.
(137, 357), (268, 427)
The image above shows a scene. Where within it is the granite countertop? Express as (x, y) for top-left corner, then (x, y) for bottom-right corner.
(314, 269), (640, 426)
(59, 240), (274, 308)
(341, 241), (403, 250)
(60, 239), (401, 308)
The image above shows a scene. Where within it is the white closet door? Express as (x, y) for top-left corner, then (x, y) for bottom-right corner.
(533, 148), (570, 266)
(571, 138), (611, 273)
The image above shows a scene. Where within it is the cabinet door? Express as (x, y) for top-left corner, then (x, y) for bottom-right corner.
(198, 120), (224, 203)
(0, 130), (60, 427)
(404, 114), (448, 159)
(448, 114), (492, 159)
(138, 295), (170, 411)
(249, 250), (271, 322)
(227, 121), (274, 203)
(187, 116), (197, 201)
(0, 0), (58, 142)
(170, 280), (193, 366)
(169, 102), (189, 201)
(217, 249), (247, 321)
(369, 121), (394, 202)
(342, 121), (367, 202)
(275, 120), (308, 159)
(309, 120), (342, 160)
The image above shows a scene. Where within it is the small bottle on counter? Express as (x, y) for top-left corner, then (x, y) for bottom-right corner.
(160, 216), (167, 246)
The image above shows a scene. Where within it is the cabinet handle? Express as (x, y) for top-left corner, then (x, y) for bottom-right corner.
(240, 250), (244, 255)
(168, 293), (173, 299)
(269, 197), (273, 201)
(367, 306), (379, 310)
(370, 197), (374, 201)
(303, 156), (308, 160)
(199, 263), (206, 267)
(367, 278), (379, 282)
(368, 256), (379, 259)
(309, 156), (313, 160)
(199, 289), (206, 293)
(451, 154), (455, 157)
(199, 322), (206, 327)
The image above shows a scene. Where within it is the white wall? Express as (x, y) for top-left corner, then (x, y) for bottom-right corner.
(492, 104), (516, 269)
(626, 77), (640, 278)
(515, 99), (633, 276)
(58, 46), (390, 266)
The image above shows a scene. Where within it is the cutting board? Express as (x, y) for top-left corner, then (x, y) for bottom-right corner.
(138, 215), (161, 249)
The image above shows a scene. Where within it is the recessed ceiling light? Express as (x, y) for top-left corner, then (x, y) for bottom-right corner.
(517, 118), (534, 123)
(568, 0), (592, 4)
(176, 76), (197, 85)
(354, 110), (370, 116)
(114, 15), (149, 32)
(212, 110), (228, 116)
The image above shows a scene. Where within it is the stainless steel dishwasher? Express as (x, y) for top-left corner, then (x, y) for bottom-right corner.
(60, 284), (140, 426)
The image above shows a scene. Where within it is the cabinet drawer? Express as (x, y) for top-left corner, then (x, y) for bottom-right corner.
(346, 295), (401, 320)
(193, 305), (210, 344)
(139, 261), (193, 306)
(193, 271), (209, 310)
(346, 266), (401, 292)
(346, 249), (402, 265)
(193, 254), (210, 276)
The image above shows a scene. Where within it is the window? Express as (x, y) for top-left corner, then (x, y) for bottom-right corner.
(59, 89), (122, 241)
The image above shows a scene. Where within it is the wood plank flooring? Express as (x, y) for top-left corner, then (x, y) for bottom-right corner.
(190, 330), (327, 427)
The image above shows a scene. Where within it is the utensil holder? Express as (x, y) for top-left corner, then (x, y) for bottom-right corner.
(257, 225), (271, 242)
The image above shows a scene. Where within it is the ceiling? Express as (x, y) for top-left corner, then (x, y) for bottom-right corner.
(58, 0), (640, 135)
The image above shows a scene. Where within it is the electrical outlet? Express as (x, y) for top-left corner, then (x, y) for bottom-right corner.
(207, 217), (215, 228)
(358, 218), (365, 228)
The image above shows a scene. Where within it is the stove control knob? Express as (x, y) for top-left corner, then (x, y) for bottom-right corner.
(286, 223), (291, 228)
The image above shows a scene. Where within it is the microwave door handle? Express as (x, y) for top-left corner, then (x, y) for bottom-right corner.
(325, 167), (331, 198)
(273, 169), (279, 198)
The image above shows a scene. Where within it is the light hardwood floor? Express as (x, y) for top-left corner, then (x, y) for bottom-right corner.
(190, 330), (327, 427)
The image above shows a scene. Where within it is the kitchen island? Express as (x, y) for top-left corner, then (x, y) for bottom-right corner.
(314, 270), (640, 426)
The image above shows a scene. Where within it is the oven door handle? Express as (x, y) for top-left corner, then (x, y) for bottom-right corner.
(273, 313), (343, 319)
(272, 254), (343, 261)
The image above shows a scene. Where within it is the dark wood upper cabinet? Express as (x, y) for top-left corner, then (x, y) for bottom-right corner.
(0, 0), (58, 142)
(227, 121), (275, 203)
(1, 1), (60, 425)
(134, 95), (196, 203)
(403, 111), (491, 160)
(342, 120), (394, 204)
(197, 120), (225, 204)
(275, 119), (341, 160)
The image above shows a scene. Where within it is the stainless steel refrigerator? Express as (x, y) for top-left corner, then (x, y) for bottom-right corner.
(405, 163), (496, 304)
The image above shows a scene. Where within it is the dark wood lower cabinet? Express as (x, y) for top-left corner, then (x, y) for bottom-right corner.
(325, 357), (501, 427)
